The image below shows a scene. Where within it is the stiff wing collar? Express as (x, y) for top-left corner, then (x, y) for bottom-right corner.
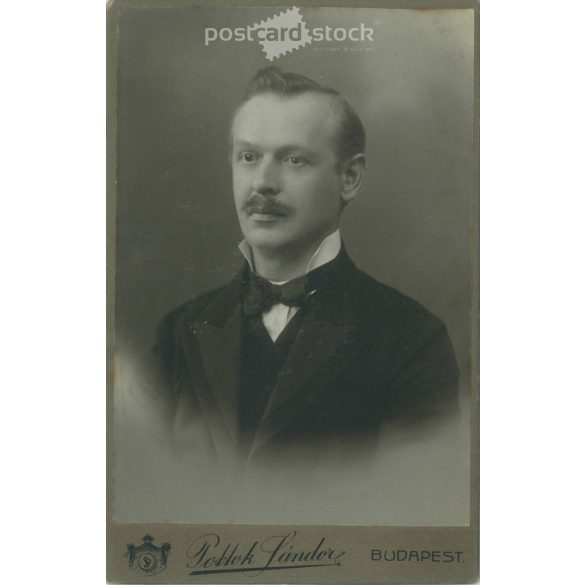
(237, 229), (342, 282)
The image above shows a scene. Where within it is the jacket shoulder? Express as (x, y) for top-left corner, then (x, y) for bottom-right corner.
(350, 269), (460, 419)
(158, 280), (238, 331)
(150, 283), (236, 381)
(352, 269), (445, 331)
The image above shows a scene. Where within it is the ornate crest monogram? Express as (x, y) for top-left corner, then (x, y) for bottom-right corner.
(125, 534), (171, 575)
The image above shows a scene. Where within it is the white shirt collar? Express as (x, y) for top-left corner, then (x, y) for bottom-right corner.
(238, 229), (342, 283)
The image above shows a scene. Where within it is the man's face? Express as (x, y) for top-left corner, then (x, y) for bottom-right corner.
(231, 92), (345, 257)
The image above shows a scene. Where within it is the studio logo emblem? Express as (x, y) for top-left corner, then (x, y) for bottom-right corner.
(125, 534), (171, 576)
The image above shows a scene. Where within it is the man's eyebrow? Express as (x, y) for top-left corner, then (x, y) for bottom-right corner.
(232, 140), (257, 149)
(233, 140), (319, 157)
(276, 144), (319, 156)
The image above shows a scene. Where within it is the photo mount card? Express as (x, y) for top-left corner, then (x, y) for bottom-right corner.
(107, 1), (479, 582)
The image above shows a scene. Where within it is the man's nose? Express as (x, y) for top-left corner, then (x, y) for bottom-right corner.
(251, 157), (280, 195)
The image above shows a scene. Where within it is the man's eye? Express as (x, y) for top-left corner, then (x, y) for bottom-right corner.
(238, 152), (258, 163)
(284, 155), (307, 166)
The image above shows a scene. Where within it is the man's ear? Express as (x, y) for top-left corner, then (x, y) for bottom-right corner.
(340, 154), (367, 204)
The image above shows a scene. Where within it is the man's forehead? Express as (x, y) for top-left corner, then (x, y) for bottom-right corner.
(232, 92), (339, 147)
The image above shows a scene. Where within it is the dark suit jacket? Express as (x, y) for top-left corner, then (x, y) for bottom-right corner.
(144, 249), (460, 471)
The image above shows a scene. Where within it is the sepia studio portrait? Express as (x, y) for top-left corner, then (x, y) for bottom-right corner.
(113, 5), (474, 527)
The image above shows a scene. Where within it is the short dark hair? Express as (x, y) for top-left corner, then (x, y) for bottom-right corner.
(233, 67), (366, 169)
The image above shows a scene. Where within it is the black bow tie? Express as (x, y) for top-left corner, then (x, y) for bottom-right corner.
(243, 272), (311, 316)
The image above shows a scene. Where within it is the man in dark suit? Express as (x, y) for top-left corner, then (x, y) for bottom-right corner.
(145, 67), (460, 472)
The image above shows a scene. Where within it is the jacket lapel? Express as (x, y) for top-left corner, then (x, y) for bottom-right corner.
(191, 311), (241, 441)
(179, 273), (244, 466)
(249, 254), (360, 458)
(178, 250), (362, 464)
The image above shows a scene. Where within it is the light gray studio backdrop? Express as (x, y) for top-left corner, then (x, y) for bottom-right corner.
(114, 5), (474, 525)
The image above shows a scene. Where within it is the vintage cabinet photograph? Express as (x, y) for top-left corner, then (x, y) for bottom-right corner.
(107, 1), (479, 582)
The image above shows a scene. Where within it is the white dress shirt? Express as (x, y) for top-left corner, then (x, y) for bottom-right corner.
(238, 230), (342, 341)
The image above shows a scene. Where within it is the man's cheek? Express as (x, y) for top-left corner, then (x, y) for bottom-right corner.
(233, 168), (252, 187)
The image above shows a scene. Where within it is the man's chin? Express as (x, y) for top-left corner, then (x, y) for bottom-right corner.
(244, 232), (291, 253)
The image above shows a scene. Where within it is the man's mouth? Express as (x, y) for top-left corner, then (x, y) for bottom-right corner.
(249, 212), (285, 222)
(246, 206), (287, 219)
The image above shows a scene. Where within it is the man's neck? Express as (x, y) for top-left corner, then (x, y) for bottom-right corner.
(240, 230), (342, 282)
(253, 252), (309, 282)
